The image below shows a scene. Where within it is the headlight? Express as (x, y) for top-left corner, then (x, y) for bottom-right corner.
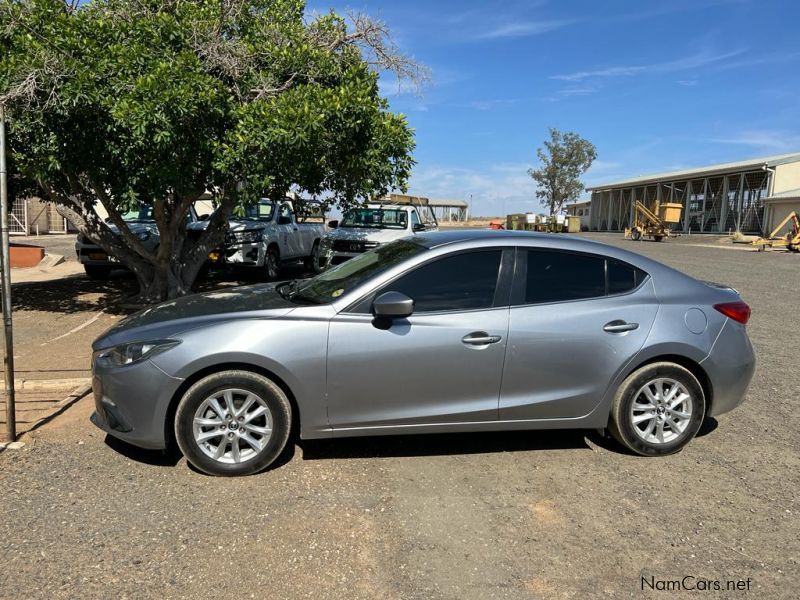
(136, 230), (151, 241)
(95, 339), (180, 367)
(232, 230), (262, 243)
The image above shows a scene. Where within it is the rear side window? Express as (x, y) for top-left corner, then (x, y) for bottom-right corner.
(379, 250), (502, 312)
(522, 250), (647, 304)
(608, 259), (647, 295)
(525, 250), (605, 304)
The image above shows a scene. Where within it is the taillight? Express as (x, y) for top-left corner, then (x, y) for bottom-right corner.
(714, 301), (751, 325)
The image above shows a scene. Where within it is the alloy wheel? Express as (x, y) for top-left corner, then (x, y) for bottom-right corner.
(192, 388), (273, 464)
(629, 377), (693, 444)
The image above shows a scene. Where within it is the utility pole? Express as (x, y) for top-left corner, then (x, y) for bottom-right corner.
(0, 104), (16, 442)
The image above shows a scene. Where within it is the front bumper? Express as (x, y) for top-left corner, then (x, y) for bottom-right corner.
(207, 241), (264, 267)
(90, 356), (184, 450)
(701, 319), (756, 417)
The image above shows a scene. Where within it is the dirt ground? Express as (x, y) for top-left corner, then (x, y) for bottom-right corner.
(0, 232), (797, 599)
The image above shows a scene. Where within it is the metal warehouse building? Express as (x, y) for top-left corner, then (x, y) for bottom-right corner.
(586, 152), (800, 234)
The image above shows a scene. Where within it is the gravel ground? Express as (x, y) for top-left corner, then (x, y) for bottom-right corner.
(0, 233), (797, 599)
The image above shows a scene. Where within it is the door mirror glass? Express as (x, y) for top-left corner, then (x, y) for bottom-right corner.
(328, 220), (339, 229)
(412, 223), (426, 232)
(372, 291), (414, 318)
(277, 215), (292, 225)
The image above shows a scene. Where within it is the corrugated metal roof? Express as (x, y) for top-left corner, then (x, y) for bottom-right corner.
(764, 188), (800, 201)
(587, 151), (800, 191)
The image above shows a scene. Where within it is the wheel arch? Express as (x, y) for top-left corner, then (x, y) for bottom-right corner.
(623, 354), (713, 415)
(164, 361), (300, 450)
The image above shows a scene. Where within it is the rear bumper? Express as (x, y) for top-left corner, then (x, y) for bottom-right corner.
(701, 319), (756, 417)
(90, 357), (184, 450)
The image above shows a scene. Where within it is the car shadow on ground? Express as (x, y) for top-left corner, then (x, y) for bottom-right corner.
(104, 435), (183, 467)
(299, 429), (598, 461)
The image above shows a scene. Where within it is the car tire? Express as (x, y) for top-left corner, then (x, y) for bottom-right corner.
(264, 246), (280, 281)
(304, 240), (324, 274)
(653, 235), (664, 242)
(175, 370), (292, 476)
(84, 264), (112, 280)
(609, 362), (705, 457)
(630, 228), (641, 241)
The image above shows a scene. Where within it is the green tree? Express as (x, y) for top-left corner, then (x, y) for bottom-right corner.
(0, 0), (424, 301)
(528, 128), (597, 217)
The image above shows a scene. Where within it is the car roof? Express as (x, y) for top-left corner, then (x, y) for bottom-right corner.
(414, 229), (565, 248)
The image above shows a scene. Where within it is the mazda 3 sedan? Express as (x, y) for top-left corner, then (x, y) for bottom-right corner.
(90, 231), (755, 476)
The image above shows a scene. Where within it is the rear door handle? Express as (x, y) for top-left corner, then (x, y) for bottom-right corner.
(462, 331), (502, 345)
(603, 320), (639, 333)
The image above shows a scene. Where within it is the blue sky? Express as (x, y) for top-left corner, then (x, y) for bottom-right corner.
(308, 0), (800, 216)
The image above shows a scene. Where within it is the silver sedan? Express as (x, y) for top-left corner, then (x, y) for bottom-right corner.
(90, 230), (755, 476)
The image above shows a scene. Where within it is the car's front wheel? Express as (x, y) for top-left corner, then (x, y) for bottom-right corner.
(609, 362), (705, 456)
(175, 370), (292, 476)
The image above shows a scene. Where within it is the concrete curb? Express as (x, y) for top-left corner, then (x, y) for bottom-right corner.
(1, 377), (91, 392)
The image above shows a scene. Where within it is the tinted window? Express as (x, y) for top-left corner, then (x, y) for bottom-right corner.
(608, 259), (647, 295)
(525, 250), (605, 304)
(380, 250), (502, 312)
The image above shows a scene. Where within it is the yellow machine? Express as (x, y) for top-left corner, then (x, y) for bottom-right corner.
(624, 200), (682, 242)
(752, 211), (800, 252)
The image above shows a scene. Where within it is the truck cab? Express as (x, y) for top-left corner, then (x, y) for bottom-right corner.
(320, 202), (438, 267)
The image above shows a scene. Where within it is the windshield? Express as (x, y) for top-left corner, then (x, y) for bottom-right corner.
(233, 201), (275, 221)
(289, 239), (427, 304)
(119, 206), (155, 222)
(340, 208), (408, 229)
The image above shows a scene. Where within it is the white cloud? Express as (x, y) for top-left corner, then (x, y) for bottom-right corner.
(476, 19), (573, 40)
(551, 48), (747, 82)
(407, 164), (542, 217)
(706, 131), (800, 152)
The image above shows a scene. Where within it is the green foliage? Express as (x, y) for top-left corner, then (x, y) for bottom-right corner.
(0, 0), (416, 299)
(528, 128), (596, 216)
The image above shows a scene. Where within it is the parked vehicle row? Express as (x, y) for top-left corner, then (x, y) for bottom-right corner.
(75, 199), (326, 280)
(89, 230), (755, 476)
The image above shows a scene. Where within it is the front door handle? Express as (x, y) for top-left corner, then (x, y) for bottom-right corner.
(603, 320), (639, 333)
(462, 331), (502, 345)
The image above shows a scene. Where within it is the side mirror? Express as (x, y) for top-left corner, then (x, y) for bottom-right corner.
(412, 223), (426, 232)
(277, 216), (292, 225)
(372, 291), (414, 319)
(328, 220), (339, 229)
(198, 214), (209, 221)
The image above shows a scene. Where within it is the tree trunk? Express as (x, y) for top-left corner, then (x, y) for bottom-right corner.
(137, 258), (190, 304)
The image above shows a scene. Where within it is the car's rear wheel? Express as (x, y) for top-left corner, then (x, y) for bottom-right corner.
(630, 228), (641, 241)
(175, 370), (292, 476)
(609, 362), (705, 456)
(84, 264), (112, 280)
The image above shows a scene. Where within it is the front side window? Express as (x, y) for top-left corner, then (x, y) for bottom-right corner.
(376, 250), (503, 313)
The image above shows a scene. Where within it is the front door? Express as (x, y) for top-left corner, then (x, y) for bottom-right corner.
(327, 248), (511, 430)
(499, 248), (658, 420)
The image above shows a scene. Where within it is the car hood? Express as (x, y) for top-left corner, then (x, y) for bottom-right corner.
(104, 222), (158, 236)
(186, 220), (269, 233)
(94, 283), (295, 350)
(327, 227), (408, 244)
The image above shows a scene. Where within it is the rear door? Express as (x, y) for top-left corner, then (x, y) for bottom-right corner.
(499, 248), (658, 420)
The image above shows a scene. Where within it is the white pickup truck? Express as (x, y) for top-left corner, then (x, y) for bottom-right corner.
(320, 202), (438, 268)
(188, 198), (327, 279)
